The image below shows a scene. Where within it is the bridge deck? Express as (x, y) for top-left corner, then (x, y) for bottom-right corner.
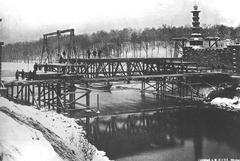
(81, 72), (227, 82)
(6, 72), (228, 85)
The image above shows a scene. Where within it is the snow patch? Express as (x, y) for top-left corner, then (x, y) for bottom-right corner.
(0, 112), (63, 161)
(0, 97), (110, 161)
(211, 97), (240, 109)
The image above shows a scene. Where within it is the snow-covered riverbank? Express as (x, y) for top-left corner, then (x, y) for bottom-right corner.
(0, 97), (110, 161)
(211, 96), (240, 110)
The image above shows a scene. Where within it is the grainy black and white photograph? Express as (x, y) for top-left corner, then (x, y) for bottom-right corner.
(1, 0), (240, 161)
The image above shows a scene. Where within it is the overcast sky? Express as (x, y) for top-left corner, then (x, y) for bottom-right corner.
(0, 0), (240, 43)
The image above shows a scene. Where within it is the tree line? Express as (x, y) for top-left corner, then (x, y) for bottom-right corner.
(2, 24), (240, 62)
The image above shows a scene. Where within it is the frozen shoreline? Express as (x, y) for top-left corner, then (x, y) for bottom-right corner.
(0, 97), (110, 161)
(211, 96), (240, 110)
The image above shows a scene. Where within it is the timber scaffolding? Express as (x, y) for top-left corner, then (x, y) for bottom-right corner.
(4, 57), (234, 117)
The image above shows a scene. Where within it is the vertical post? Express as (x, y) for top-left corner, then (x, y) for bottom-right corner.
(86, 117), (90, 139)
(141, 79), (145, 96)
(32, 84), (35, 105)
(56, 83), (61, 113)
(63, 82), (66, 106)
(21, 84), (23, 101)
(43, 83), (46, 106)
(48, 83), (50, 109)
(69, 83), (76, 109)
(24, 85), (27, 103)
(16, 84), (19, 99)
(6, 86), (9, 98)
(191, 86), (193, 99)
(11, 83), (14, 99)
(163, 77), (166, 99)
(38, 84), (41, 106)
(108, 62), (111, 77)
(112, 62), (114, 77)
(161, 81), (164, 99)
(0, 41), (3, 82)
(96, 94), (100, 113)
(156, 79), (159, 97)
(27, 84), (30, 104)
(86, 90), (90, 107)
(52, 84), (55, 109)
(126, 62), (131, 84)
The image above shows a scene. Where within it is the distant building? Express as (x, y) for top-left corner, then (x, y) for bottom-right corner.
(189, 5), (204, 46)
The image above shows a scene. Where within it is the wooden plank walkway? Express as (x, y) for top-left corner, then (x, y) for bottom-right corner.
(81, 72), (228, 82)
(7, 72), (229, 85)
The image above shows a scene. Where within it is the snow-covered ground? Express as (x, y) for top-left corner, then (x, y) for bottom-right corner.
(0, 97), (110, 161)
(211, 97), (240, 110)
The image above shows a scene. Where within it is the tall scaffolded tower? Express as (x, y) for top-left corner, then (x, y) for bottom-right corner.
(189, 5), (204, 46)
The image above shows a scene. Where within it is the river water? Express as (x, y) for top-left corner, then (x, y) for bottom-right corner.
(83, 89), (240, 161)
(3, 62), (240, 161)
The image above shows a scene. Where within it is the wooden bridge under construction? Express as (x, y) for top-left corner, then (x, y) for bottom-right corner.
(2, 56), (235, 116)
(1, 28), (239, 117)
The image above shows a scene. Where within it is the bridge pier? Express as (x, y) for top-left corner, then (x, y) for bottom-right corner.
(4, 80), (92, 114)
(69, 83), (76, 109)
(139, 75), (205, 101)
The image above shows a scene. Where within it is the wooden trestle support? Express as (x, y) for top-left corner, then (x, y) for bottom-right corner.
(140, 76), (205, 101)
(4, 80), (91, 113)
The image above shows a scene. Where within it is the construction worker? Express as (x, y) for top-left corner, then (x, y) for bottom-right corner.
(28, 70), (32, 80)
(15, 70), (19, 80)
(62, 66), (66, 74)
(98, 49), (102, 58)
(21, 69), (25, 79)
(44, 63), (48, 73)
(33, 63), (38, 71)
(62, 51), (66, 58)
(87, 49), (91, 59)
(93, 49), (97, 58)
(33, 69), (36, 80)
(59, 54), (63, 63)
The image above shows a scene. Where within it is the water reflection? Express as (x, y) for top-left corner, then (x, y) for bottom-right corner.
(86, 108), (240, 160)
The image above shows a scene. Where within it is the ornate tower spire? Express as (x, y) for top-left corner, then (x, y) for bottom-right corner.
(189, 5), (204, 46)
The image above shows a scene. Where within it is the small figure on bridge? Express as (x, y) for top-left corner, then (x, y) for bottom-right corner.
(98, 49), (102, 58)
(93, 49), (97, 58)
(87, 49), (91, 59)
(33, 63), (38, 71)
(59, 54), (63, 64)
(62, 51), (66, 58)
(15, 70), (19, 80)
(33, 69), (36, 80)
(21, 69), (25, 79)
(44, 63), (48, 73)
(62, 66), (66, 74)
(28, 70), (32, 80)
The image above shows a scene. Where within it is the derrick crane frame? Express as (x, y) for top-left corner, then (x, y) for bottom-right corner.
(40, 29), (77, 64)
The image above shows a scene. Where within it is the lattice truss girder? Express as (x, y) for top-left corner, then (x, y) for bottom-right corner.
(37, 58), (197, 78)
